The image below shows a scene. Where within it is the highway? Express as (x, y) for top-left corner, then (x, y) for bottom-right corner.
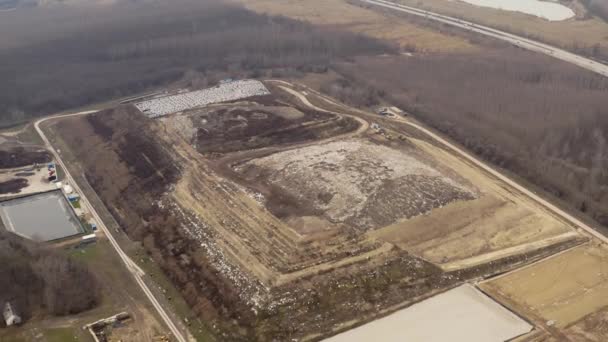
(359, 0), (608, 78)
(34, 112), (190, 342)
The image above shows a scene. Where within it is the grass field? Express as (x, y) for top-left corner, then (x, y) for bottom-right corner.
(67, 243), (99, 262)
(235, 0), (475, 52)
(44, 328), (80, 342)
(481, 243), (608, 339)
(238, 138), (476, 233)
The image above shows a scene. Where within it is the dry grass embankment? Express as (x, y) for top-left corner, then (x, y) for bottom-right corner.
(234, 0), (475, 52)
(394, 0), (608, 58)
(482, 243), (608, 340)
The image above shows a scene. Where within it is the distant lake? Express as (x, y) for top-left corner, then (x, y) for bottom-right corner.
(460, 0), (575, 21)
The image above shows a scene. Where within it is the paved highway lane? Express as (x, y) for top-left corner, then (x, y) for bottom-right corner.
(359, 0), (608, 77)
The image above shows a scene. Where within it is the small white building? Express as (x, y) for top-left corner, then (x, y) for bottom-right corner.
(3, 302), (21, 326)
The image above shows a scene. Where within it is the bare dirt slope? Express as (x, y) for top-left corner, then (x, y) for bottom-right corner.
(48, 83), (585, 341)
(370, 137), (576, 267)
(161, 94), (359, 155)
(52, 92), (453, 340)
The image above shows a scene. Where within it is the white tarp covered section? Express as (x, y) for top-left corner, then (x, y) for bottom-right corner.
(324, 284), (533, 342)
(135, 80), (270, 118)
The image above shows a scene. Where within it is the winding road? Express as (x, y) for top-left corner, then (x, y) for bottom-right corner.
(275, 83), (370, 134)
(34, 113), (190, 342)
(359, 0), (608, 78)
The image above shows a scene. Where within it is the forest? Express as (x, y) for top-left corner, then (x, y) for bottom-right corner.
(0, 231), (99, 324)
(333, 47), (608, 229)
(583, 0), (608, 21)
(0, 0), (393, 127)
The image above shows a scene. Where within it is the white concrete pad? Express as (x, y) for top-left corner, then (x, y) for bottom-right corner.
(324, 284), (532, 342)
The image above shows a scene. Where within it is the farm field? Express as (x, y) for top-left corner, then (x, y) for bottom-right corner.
(45, 79), (591, 340)
(481, 243), (608, 340)
(235, 138), (476, 233)
(552, 307), (608, 341)
(136, 80), (270, 118)
(234, 0), (475, 52)
(392, 0), (608, 57)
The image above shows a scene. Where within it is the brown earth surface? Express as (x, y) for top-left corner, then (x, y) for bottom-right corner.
(481, 243), (608, 340)
(0, 178), (28, 194)
(393, 0), (608, 57)
(234, 0), (475, 52)
(47, 83), (586, 341)
(233, 138), (476, 233)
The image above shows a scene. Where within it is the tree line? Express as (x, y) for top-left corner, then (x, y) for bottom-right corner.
(0, 231), (99, 324)
(332, 47), (608, 228)
(0, 0), (394, 127)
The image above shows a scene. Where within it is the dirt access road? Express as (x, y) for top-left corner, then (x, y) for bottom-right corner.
(277, 84), (369, 134)
(34, 112), (191, 342)
(359, 0), (608, 78)
(275, 80), (608, 249)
